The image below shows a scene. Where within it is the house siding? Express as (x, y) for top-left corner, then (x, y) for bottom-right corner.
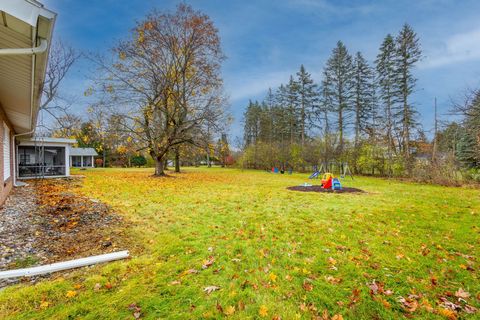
(0, 105), (14, 205)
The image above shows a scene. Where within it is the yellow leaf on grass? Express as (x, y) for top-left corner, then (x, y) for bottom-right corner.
(224, 305), (235, 316)
(437, 308), (457, 320)
(259, 305), (268, 317)
(65, 290), (77, 298)
(332, 315), (344, 320)
(269, 272), (277, 282)
(39, 301), (50, 309)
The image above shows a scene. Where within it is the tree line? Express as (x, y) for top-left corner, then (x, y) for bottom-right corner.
(242, 24), (429, 176)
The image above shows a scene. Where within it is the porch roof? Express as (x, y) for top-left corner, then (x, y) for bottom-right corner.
(0, 0), (56, 135)
(70, 147), (98, 156)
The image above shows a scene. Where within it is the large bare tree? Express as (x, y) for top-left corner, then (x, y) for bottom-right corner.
(40, 40), (79, 129)
(90, 4), (227, 175)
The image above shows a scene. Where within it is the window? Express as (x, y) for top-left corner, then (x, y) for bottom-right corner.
(3, 123), (10, 181)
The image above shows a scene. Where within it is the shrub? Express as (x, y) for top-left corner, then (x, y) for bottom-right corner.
(131, 155), (147, 167)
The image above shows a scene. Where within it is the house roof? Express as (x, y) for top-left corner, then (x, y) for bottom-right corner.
(18, 137), (77, 145)
(70, 147), (98, 156)
(0, 0), (56, 134)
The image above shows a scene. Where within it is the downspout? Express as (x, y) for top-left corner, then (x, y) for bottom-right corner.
(0, 38), (48, 56)
(7, 38), (49, 186)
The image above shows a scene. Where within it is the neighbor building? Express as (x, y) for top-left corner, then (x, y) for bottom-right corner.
(70, 147), (98, 168)
(0, 0), (56, 203)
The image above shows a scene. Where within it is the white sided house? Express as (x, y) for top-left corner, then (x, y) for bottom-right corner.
(70, 147), (97, 168)
(17, 137), (76, 178)
(0, 0), (56, 203)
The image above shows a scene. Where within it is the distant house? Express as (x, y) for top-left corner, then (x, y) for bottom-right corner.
(70, 147), (98, 168)
(0, 0), (56, 203)
(17, 137), (76, 178)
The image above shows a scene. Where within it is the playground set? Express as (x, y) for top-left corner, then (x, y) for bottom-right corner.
(308, 162), (353, 191)
(270, 161), (354, 192)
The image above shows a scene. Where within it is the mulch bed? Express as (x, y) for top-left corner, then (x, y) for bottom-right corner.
(287, 185), (365, 193)
(0, 177), (127, 288)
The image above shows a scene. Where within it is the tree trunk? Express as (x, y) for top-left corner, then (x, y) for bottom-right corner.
(175, 147), (180, 173)
(154, 157), (165, 176)
(206, 148), (211, 167)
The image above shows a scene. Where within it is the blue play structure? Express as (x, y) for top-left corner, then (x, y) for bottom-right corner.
(309, 171), (320, 179)
(309, 165), (319, 179)
(332, 177), (342, 190)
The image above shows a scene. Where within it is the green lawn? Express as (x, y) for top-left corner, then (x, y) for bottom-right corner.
(1, 168), (479, 319)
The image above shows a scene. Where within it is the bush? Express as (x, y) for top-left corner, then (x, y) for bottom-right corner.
(95, 158), (103, 167)
(131, 155), (147, 167)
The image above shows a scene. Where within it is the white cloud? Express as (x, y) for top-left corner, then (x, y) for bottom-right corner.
(226, 70), (292, 101)
(422, 27), (480, 68)
(284, 0), (377, 16)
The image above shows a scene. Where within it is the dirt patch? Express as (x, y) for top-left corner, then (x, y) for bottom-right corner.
(287, 185), (365, 193)
(0, 177), (127, 287)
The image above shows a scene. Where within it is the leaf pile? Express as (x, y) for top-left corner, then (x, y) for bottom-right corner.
(33, 177), (127, 262)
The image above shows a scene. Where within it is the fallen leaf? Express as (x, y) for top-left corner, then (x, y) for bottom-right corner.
(464, 304), (478, 314)
(170, 280), (181, 286)
(303, 280), (313, 292)
(349, 288), (361, 307)
(105, 282), (113, 289)
(224, 305), (235, 316)
(181, 269), (199, 276)
(204, 285), (220, 294)
(202, 256), (215, 269)
(454, 288), (470, 299)
(65, 290), (77, 298)
(39, 301), (50, 309)
(437, 308), (457, 320)
(398, 296), (418, 313)
(326, 275), (342, 285)
(332, 315), (344, 320)
(378, 297), (391, 308)
(258, 305), (268, 317)
(269, 272), (277, 282)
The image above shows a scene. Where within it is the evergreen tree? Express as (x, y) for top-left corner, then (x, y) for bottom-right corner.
(322, 41), (354, 153)
(296, 65), (319, 145)
(286, 76), (300, 144)
(456, 131), (477, 167)
(394, 24), (422, 161)
(352, 52), (376, 147)
(375, 34), (398, 157)
(243, 100), (262, 146)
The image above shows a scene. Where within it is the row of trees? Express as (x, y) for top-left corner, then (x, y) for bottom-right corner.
(242, 24), (424, 175)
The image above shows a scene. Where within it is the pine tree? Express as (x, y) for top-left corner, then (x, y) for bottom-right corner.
(322, 41), (355, 153)
(243, 100), (262, 146)
(296, 65), (319, 145)
(456, 130), (477, 167)
(352, 52), (376, 147)
(395, 24), (422, 161)
(375, 34), (398, 157)
(286, 76), (300, 144)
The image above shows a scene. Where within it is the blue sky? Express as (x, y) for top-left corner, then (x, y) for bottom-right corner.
(42, 0), (480, 140)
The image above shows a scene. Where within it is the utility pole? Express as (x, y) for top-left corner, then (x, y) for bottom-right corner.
(432, 97), (438, 162)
